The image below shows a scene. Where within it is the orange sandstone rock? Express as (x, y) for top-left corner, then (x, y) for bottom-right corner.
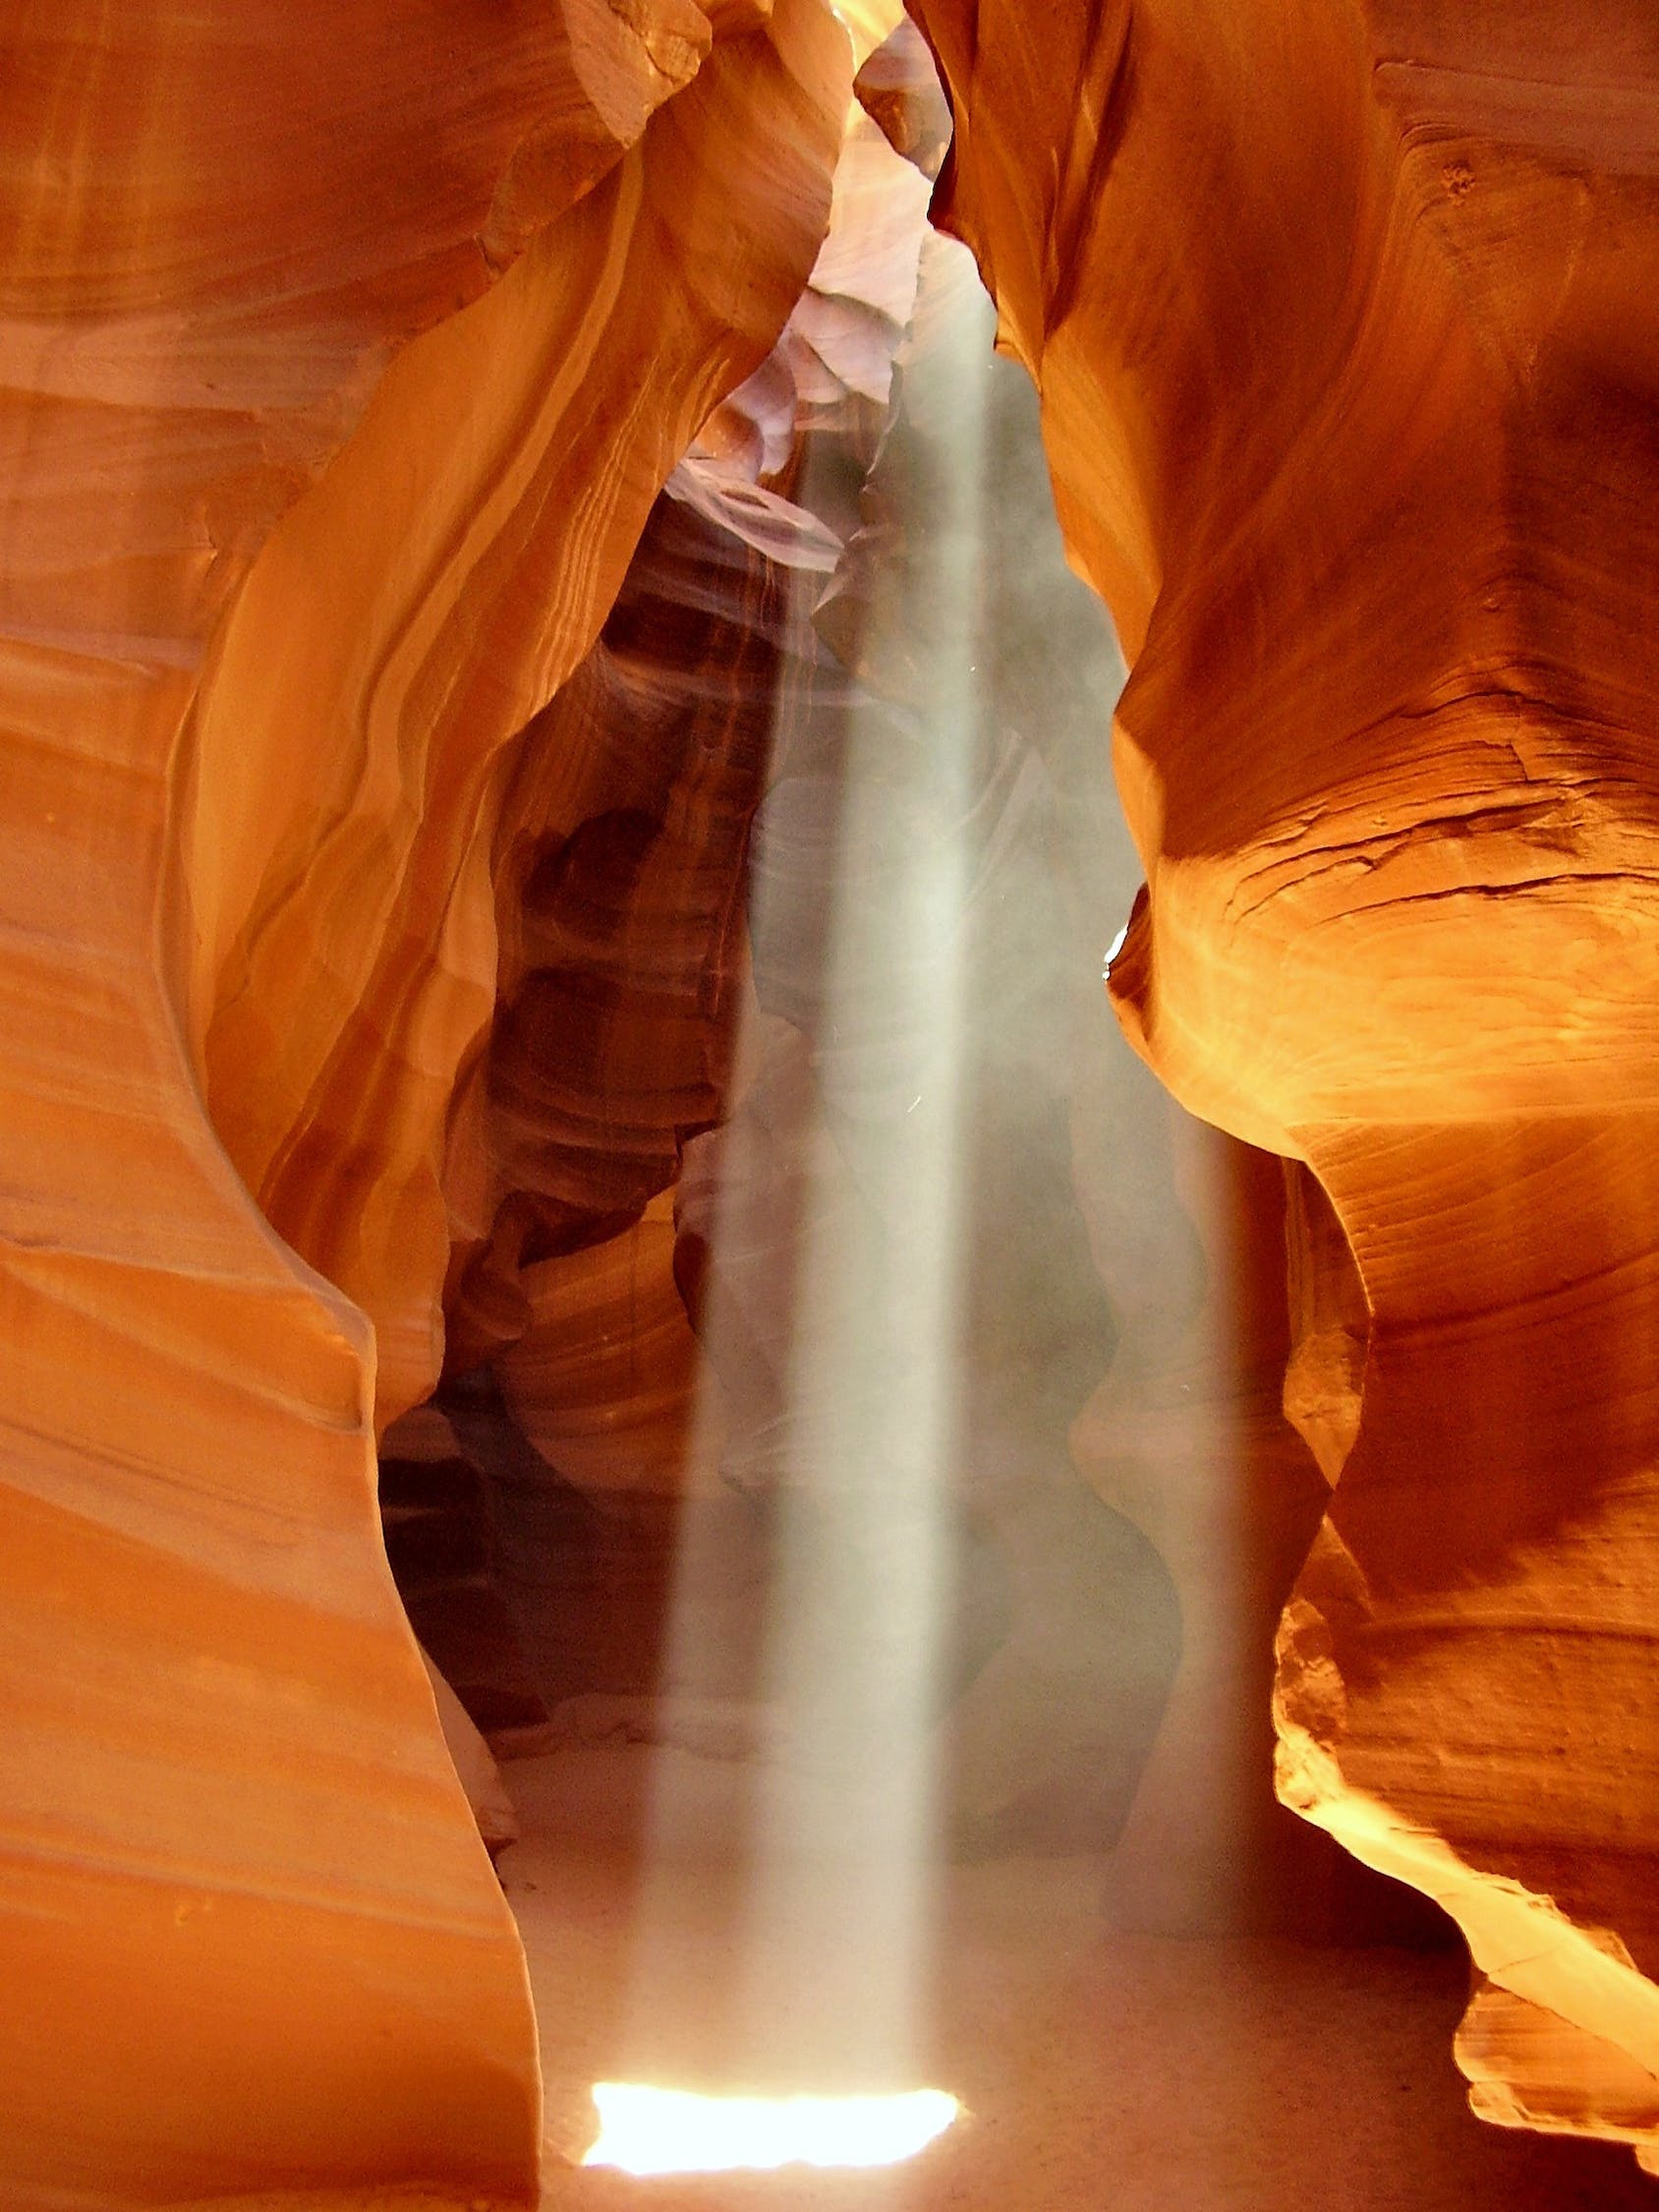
(186, 2), (848, 1430)
(0, 0), (846, 2200)
(422, 98), (942, 1750)
(910, 0), (1659, 2165)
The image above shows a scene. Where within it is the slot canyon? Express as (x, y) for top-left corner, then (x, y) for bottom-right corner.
(4, 1), (1659, 2205)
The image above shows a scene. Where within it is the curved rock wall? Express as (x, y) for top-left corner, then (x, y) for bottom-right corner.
(184, 1), (848, 1433)
(908, 0), (1659, 2168)
(0, 1), (846, 2200)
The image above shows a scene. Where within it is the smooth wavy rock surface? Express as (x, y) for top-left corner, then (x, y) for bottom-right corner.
(908, 0), (1659, 2168)
(0, 0), (845, 2201)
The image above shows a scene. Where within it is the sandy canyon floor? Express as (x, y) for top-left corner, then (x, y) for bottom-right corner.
(500, 1745), (1656, 2211)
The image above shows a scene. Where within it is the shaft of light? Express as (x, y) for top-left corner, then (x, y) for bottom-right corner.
(621, 239), (999, 2097)
(583, 2084), (960, 2174)
(730, 250), (996, 2062)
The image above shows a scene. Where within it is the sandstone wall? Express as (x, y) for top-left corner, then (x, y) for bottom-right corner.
(907, 0), (1659, 2167)
(0, 3), (846, 2199)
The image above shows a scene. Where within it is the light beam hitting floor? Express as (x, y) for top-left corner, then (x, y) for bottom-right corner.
(583, 2085), (961, 2174)
(598, 228), (997, 2141)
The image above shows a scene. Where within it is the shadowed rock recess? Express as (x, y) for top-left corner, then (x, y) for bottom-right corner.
(3, 0), (1658, 2204)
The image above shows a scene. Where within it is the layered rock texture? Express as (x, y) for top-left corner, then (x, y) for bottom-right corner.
(0, 1), (848, 2200)
(7, 0), (1659, 2200)
(908, 0), (1659, 2172)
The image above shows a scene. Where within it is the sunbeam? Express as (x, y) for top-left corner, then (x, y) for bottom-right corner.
(607, 165), (996, 2126)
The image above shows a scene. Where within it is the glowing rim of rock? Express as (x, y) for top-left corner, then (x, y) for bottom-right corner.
(582, 2083), (962, 2174)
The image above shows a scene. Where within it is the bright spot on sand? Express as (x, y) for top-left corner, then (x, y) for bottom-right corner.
(583, 2084), (961, 2174)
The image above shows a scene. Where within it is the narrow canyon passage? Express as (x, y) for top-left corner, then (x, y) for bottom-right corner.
(7, 2), (1659, 2202)
(376, 113), (1652, 2206)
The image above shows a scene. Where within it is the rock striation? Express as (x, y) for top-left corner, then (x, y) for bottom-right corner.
(908, 0), (1659, 2169)
(0, 1), (845, 2201)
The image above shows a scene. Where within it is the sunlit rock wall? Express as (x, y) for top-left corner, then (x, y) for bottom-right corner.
(0, 1), (846, 2200)
(908, 0), (1659, 2170)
